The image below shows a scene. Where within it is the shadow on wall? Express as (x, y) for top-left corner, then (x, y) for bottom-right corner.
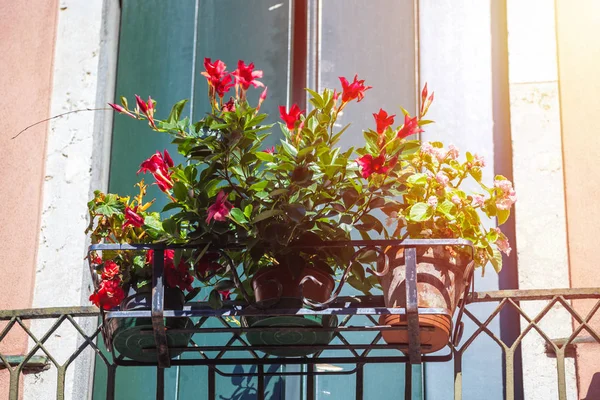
(583, 372), (600, 400)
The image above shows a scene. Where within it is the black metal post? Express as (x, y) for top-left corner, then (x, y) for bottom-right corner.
(208, 366), (216, 400)
(356, 364), (364, 400)
(404, 246), (422, 365)
(106, 365), (116, 400)
(257, 365), (265, 400)
(307, 364), (315, 400)
(151, 248), (171, 368)
(156, 367), (165, 400)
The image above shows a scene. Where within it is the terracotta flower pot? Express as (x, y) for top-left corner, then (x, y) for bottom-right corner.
(243, 266), (338, 357)
(378, 247), (473, 353)
(108, 287), (193, 362)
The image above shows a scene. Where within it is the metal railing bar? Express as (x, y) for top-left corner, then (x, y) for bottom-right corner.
(0, 307), (99, 320)
(468, 287), (600, 302)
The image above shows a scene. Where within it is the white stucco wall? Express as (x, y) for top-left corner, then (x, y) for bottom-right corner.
(507, 0), (576, 399)
(24, 1), (120, 400)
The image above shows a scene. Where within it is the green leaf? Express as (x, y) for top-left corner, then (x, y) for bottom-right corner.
(185, 287), (201, 302)
(252, 209), (284, 223)
(229, 208), (248, 224)
(407, 173), (428, 186)
(173, 181), (188, 202)
(437, 199), (456, 220)
(497, 209), (510, 225)
(280, 140), (298, 158)
(489, 248), (503, 273)
(470, 167), (482, 182)
(167, 99), (188, 123)
(214, 279), (236, 291)
(249, 180), (269, 192)
(162, 218), (178, 236)
(208, 289), (223, 309)
(342, 188), (359, 209)
(243, 204), (253, 218)
(408, 202), (433, 222)
(255, 151), (275, 162)
(283, 204), (306, 222)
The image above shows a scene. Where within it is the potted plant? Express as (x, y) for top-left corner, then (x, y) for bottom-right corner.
(353, 84), (516, 352)
(87, 181), (197, 361)
(106, 58), (424, 356)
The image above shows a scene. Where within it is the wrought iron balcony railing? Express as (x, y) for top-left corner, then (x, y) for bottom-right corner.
(1, 287), (598, 400)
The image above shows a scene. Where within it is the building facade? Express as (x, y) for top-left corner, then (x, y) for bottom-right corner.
(0, 0), (598, 398)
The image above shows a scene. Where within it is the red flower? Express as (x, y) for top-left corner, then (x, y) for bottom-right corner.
(201, 58), (234, 98)
(232, 60), (264, 90)
(219, 290), (232, 300)
(138, 150), (174, 192)
(135, 95), (156, 128)
(397, 114), (423, 139)
(357, 154), (392, 178)
(279, 104), (303, 130)
(146, 250), (194, 292)
(123, 206), (144, 228)
(91, 255), (103, 265)
(222, 98), (236, 112)
(264, 146), (275, 155)
(89, 278), (125, 310)
(195, 253), (223, 282)
(373, 109), (395, 134)
(339, 75), (372, 103)
(420, 83), (434, 116)
(257, 86), (268, 111)
(206, 191), (233, 223)
(108, 103), (136, 119)
(101, 260), (120, 280)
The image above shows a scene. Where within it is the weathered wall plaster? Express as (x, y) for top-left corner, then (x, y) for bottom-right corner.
(0, 0), (59, 397)
(507, 1), (576, 399)
(23, 1), (120, 400)
(555, 0), (600, 398)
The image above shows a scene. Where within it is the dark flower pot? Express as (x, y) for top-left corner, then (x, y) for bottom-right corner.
(108, 287), (193, 362)
(378, 247), (473, 353)
(242, 266), (338, 357)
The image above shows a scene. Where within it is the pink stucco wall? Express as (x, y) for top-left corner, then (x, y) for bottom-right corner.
(556, 1), (600, 398)
(0, 0), (58, 396)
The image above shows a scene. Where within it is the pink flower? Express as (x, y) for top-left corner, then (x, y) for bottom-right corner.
(493, 229), (512, 256)
(494, 179), (517, 210)
(147, 249), (194, 292)
(264, 146), (275, 155)
(135, 95), (156, 128)
(339, 75), (372, 103)
(451, 195), (462, 206)
(385, 211), (398, 227)
(472, 195), (486, 207)
(427, 196), (438, 208)
(206, 191), (233, 223)
(138, 150), (174, 193)
(473, 154), (486, 167)
(447, 145), (459, 160)
(373, 109), (395, 134)
(357, 154), (392, 178)
(123, 206), (144, 228)
(108, 103), (136, 119)
(435, 148), (448, 163)
(232, 60), (264, 90)
(279, 104), (304, 130)
(436, 172), (449, 186)
(397, 114), (424, 139)
(420, 142), (435, 156)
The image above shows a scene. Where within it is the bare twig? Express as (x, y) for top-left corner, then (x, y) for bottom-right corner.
(11, 107), (111, 140)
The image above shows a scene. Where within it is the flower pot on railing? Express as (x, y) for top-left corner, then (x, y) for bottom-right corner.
(241, 266), (338, 357)
(108, 287), (193, 362)
(378, 246), (474, 353)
